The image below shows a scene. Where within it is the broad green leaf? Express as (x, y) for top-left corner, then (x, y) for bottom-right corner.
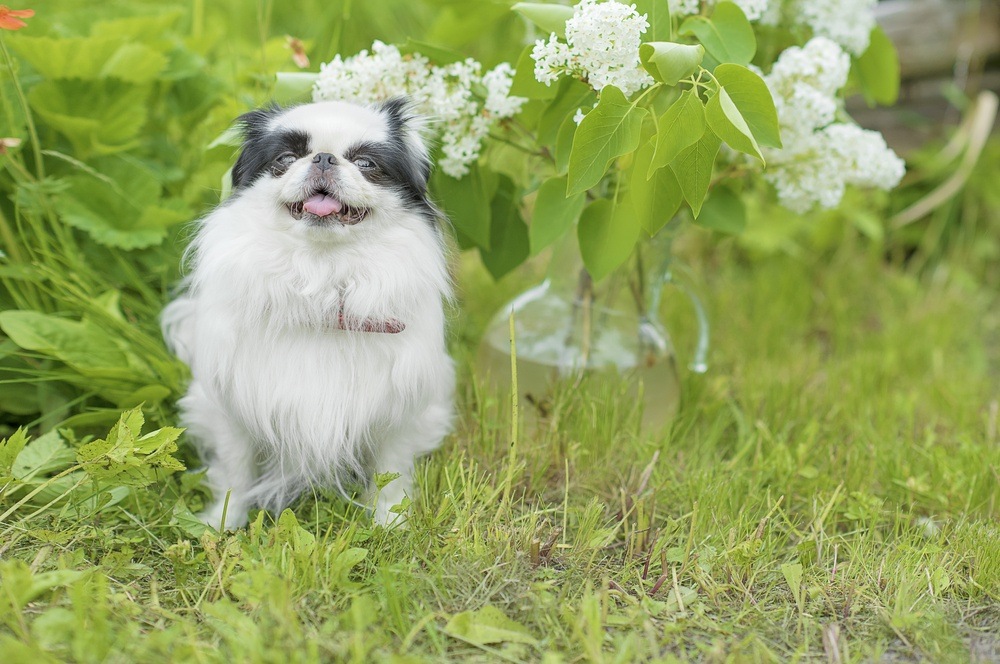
(648, 89), (706, 178)
(0, 311), (132, 374)
(706, 87), (763, 162)
(669, 132), (721, 217)
(397, 39), (467, 65)
(9, 37), (167, 83)
(578, 198), (641, 281)
(480, 176), (529, 279)
(634, 0), (672, 41)
(554, 114), (577, 174)
(90, 11), (183, 43)
(630, 141), (683, 235)
(274, 72), (318, 104)
(679, 2), (756, 65)
(431, 164), (497, 250)
(445, 605), (538, 646)
(511, 45), (555, 100)
(99, 44), (169, 83)
(539, 78), (596, 144)
(57, 159), (189, 249)
(530, 176), (586, 254)
(28, 81), (148, 158)
(853, 26), (900, 106)
(568, 86), (646, 195)
(512, 3), (575, 37)
(640, 42), (704, 86)
(713, 64), (781, 148)
(695, 186), (746, 234)
(12, 431), (73, 481)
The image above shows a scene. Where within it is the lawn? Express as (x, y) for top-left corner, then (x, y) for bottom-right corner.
(2, 1), (999, 662)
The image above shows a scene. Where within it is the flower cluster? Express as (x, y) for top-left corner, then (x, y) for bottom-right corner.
(531, 0), (654, 97)
(668, 0), (769, 22)
(787, 0), (878, 55)
(313, 41), (526, 178)
(760, 38), (905, 212)
(668, 0), (877, 54)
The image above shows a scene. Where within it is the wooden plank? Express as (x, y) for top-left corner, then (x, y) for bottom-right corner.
(876, 0), (1000, 79)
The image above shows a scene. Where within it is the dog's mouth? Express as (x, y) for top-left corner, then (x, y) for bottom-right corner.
(287, 189), (368, 225)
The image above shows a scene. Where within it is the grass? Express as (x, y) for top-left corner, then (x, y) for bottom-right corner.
(2, 241), (998, 663)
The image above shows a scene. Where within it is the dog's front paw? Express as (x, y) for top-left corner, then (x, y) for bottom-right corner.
(198, 499), (249, 531)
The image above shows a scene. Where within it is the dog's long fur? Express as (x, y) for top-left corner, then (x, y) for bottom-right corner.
(162, 100), (454, 529)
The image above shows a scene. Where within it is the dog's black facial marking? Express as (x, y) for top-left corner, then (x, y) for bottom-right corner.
(345, 138), (435, 219)
(232, 106), (310, 190)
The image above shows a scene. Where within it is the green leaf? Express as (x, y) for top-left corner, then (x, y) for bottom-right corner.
(77, 408), (185, 486)
(0, 311), (132, 374)
(578, 198), (641, 281)
(706, 86), (763, 162)
(480, 176), (529, 279)
(630, 141), (683, 235)
(99, 44), (169, 83)
(713, 64), (781, 148)
(12, 431), (73, 481)
(28, 80), (148, 158)
(57, 159), (188, 249)
(853, 26), (900, 106)
(530, 176), (586, 254)
(9, 37), (167, 83)
(695, 186), (746, 234)
(539, 78), (596, 144)
(445, 605), (538, 646)
(512, 3), (575, 37)
(669, 132), (721, 217)
(0, 429), (29, 478)
(679, 2), (756, 65)
(640, 42), (704, 86)
(781, 562), (803, 599)
(511, 45), (555, 100)
(397, 39), (467, 65)
(432, 164), (496, 250)
(648, 89), (706, 178)
(554, 113), (577, 174)
(634, 0), (672, 42)
(274, 72), (318, 105)
(568, 86), (646, 195)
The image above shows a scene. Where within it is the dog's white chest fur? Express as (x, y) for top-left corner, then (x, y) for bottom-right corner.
(163, 100), (454, 529)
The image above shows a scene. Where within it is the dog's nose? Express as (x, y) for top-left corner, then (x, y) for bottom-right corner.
(312, 152), (336, 171)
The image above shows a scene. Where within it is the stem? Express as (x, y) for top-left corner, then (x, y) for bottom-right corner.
(0, 35), (45, 180)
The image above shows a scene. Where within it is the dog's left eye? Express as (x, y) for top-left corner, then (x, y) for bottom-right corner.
(353, 156), (376, 170)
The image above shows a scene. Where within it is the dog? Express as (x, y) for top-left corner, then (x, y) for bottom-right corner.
(162, 99), (454, 529)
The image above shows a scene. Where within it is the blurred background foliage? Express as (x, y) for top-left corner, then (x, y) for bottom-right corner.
(0, 0), (997, 434)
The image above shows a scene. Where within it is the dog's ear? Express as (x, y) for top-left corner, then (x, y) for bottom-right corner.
(231, 104), (284, 190)
(375, 97), (432, 188)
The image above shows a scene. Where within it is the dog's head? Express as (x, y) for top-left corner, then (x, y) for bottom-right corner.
(230, 99), (436, 234)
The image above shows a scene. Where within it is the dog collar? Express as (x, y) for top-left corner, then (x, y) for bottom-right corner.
(334, 306), (405, 334)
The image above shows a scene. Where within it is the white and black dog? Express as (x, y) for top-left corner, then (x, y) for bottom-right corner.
(162, 99), (454, 529)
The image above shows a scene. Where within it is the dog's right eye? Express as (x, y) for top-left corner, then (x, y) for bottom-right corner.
(274, 153), (297, 166)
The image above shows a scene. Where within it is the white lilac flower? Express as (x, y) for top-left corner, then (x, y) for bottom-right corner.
(761, 37), (904, 212)
(531, 0), (654, 97)
(313, 40), (527, 178)
(668, 0), (769, 21)
(667, 0), (701, 17)
(786, 0), (878, 54)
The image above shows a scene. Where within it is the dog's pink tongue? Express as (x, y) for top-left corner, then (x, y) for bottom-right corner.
(303, 193), (343, 217)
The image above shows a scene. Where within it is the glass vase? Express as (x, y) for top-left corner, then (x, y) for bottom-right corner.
(478, 231), (709, 428)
